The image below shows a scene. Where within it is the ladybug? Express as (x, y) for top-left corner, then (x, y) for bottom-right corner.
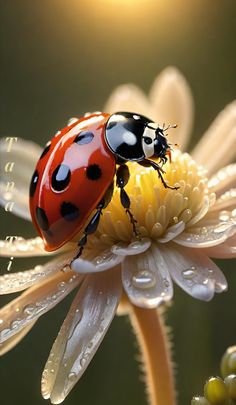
(29, 111), (177, 261)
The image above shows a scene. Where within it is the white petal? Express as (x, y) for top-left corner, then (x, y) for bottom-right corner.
(149, 67), (194, 151)
(208, 164), (236, 196)
(0, 137), (42, 220)
(0, 320), (36, 356)
(41, 270), (122, 404)
(104, 84), (152, 117)
(0, 252), (74, 295)
(111, 238), (151, 256)
(174, 221), (236, 248)
(202, 234), (236, 259)
(187, 195), (211, 227)
(159, 244), (227, 300)
(0, 271), (81, 344)
(0, 236), (52, 257)
(157, 221), (185, 243)
(122, 245), (173, 308)
(71, 247), (123, 273)
(210, 189), (236, 212)
(192, 101), (236, 174)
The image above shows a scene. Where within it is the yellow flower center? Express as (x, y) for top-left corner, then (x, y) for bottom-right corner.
(86, 150), (214, 250)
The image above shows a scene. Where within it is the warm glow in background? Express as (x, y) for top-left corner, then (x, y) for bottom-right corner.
(1, 1), (236, 405)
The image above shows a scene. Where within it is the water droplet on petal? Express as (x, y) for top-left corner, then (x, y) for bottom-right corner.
(67, 372), (77, 382)
(23, 304), (35, 315)
(94, 256), (103, 265)
(62, 265), (70, 273)
(58, 281), (66, 292)
(80, 353), (90, 367)
(10, 320), (20, 329)
(182, 267), (196, 280)
(191, 283), (213, 301)
(98, 324), (104, 333)
(163, 278), (170, 288)
(215, 281), (227, 292)
(132, 270), (156, 289)
(219, 213), (230, 221)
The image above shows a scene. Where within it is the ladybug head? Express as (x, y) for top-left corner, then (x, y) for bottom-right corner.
(141, 124), (172, 160)
(105, 112), (175, 162)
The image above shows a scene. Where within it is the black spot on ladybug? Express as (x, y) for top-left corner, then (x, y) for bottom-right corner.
(86, 164), (102, 180)
(51, 164), (71, 192)
(40, 142), (51, 159)
(60, 202), (80, 221)
(30, 170), (39, 197)
(74, 131), (94, 145)
(36, 207), (49, 231)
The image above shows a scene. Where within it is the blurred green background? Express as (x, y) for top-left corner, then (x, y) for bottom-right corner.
(0, 0), (236, 404)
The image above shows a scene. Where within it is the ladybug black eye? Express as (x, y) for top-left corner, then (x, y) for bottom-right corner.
(143, 137), (152, 145)
(74, 131), (94, 145)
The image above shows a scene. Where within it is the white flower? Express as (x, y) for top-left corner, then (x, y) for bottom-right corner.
(0, 67), (235, 403)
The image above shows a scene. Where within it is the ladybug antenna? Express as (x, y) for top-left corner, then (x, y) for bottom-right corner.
(146, 122), (178, 134)
(162, 123), (178, 132)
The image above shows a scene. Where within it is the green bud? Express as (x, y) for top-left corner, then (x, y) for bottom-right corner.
(221, 347), (236, 378)
(191, 396), (211, 405)
(225, 374), (236, 400)
(204, 376), (228, 404)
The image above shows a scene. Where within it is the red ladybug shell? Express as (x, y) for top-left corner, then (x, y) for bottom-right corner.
(29, 113), (116, 252)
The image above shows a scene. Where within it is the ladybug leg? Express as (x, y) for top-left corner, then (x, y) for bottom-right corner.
(139, 159), (179, 190)
(71, 182), (114, 263)
(116, 164), (139, 238)
(160, 156), (168, 166)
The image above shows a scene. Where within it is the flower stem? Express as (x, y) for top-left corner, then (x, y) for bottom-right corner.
(129, 305), (176, 405)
